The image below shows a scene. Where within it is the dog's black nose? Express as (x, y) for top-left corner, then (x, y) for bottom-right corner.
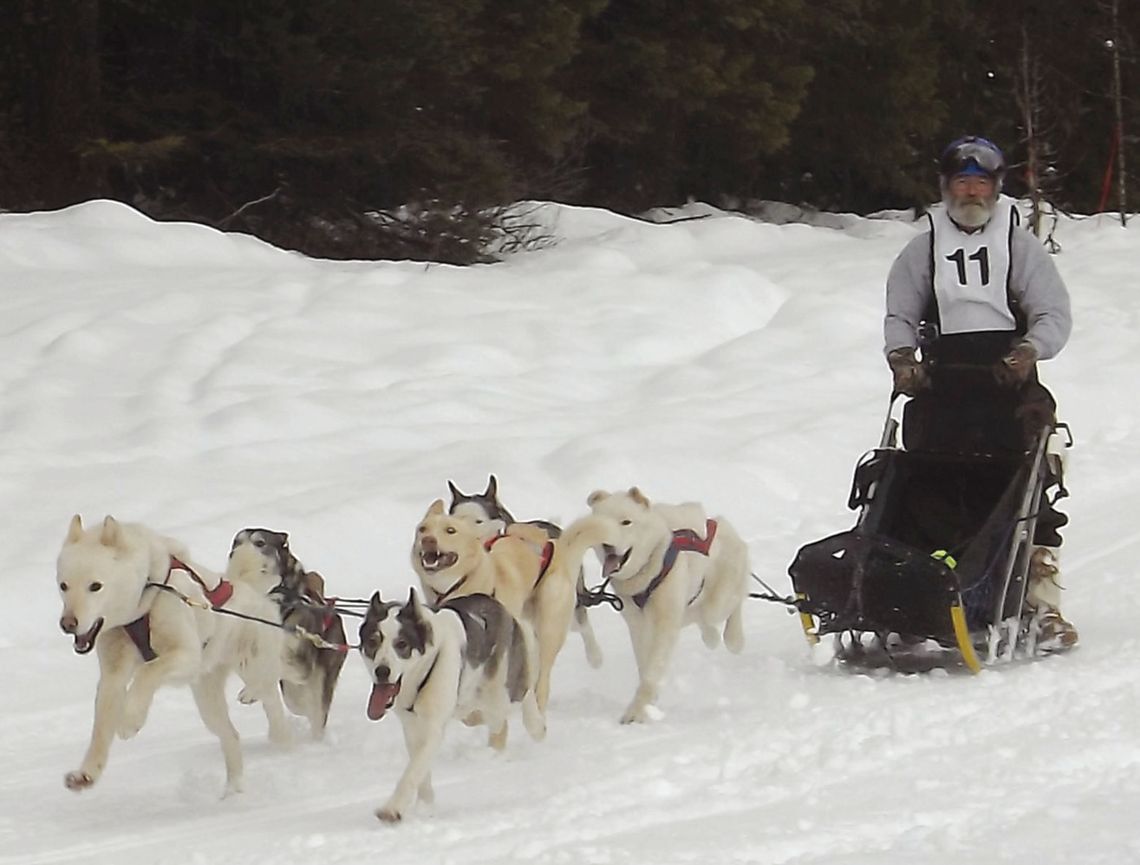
(60, 614), (78, 634)
(374, 664), (392, 683)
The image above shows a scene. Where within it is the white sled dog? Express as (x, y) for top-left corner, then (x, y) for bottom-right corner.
(412, 499), (602, 714)
(226, 528), (348, 739)
(447, 474), (605, 668)
(56, 515), (292, 796)
(573, 488), (749, 723)
(358, 588), (546, 823)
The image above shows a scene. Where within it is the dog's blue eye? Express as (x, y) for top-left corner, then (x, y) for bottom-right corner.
(394, 639), (408, 652)
(90, 582), (103, 592)
(254, 538), (265, 547)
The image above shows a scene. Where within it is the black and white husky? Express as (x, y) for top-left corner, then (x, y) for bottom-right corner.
(227, 528), (347, 739)
(358, 588), (546, 823)
(447, 474), (604, 668)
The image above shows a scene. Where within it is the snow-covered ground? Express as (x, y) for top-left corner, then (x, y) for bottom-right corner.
(1, 200), (1137, 865)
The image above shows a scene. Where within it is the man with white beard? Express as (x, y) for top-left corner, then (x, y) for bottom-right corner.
(882, 135), (1077, 651)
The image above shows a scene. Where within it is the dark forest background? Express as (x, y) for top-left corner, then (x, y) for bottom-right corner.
(3, 0), (1136, 261)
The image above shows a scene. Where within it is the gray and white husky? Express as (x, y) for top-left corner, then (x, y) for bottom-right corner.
(226, 528), (348, 739)
(358, 588), (546, 823)
(447, 474), (604, 668)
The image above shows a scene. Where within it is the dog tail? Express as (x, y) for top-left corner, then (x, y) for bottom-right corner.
(547, 514), (616, 578)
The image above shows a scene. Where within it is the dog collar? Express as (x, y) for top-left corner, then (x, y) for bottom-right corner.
(434, 574), (469, 606)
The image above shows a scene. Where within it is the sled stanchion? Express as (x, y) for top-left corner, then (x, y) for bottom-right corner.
(796, 593), (819, 645)
(950, 604), (982, 673)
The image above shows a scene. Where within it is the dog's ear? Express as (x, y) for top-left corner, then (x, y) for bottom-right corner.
(66, 514), (85, 544)
(447, 480), (462, 501)
(99, 515), (122, 547)
(424, 499), (446, 518)
(486, 475), (498, 497)
(407, 587), (428, 619)
(629, 487), (651, 508)
(587, 490), (609, 507)
(369, 590), (385, 611)
(302, 570), (326, 597)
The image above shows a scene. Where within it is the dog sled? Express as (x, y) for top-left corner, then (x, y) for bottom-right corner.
(788, 368), (1072, 673)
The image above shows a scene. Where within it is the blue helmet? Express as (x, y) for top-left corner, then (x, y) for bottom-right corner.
(939, 136), (1005, 182)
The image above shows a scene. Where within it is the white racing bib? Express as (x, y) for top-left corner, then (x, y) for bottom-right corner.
(929, 197), (1018, 334)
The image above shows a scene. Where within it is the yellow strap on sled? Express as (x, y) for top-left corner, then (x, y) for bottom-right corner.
(950, 603), (982, 673)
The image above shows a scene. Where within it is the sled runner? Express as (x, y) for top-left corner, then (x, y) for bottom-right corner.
(788, 372), (1071, 673)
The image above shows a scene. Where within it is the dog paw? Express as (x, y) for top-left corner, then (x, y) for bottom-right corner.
(64, 770), (96, 791)
(620, 702), (663, 725)
(700, 624), (721, 649)
(375, 805), (404, 824)
(237, 687), (259, 705)
(620, 705), (646, 724)
(222, 777), (245, 798)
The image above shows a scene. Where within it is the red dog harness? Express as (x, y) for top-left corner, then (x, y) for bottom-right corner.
(124, 557), (234, 662)
(631, 519), (718, 609)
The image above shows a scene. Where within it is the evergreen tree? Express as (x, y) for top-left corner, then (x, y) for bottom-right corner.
(571, 0), (813, 210)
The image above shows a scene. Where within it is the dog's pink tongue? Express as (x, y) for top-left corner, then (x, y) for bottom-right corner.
(602, 554), (621, 579)
(367, 682), (400, 721)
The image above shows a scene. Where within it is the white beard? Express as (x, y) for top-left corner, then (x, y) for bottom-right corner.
(945, 195), (994, 229)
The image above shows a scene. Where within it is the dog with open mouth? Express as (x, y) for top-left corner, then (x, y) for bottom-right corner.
(226, 528), (348, 740)
(447, 474), (604, 669)
(55, 515), (291, 797)
(358, 588), (546, 823)
(412, 498), (606, 715)
(572, 488), (750, 724)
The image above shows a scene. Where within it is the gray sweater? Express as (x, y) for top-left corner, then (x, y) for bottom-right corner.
(884, 222), (1072, 360)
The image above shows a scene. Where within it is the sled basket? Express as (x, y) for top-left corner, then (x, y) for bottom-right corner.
(788, 440), (1049, 670)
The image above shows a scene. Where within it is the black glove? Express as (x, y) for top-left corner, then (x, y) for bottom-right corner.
(887, 347), (928, 396)
(994, 339), (1038, 388)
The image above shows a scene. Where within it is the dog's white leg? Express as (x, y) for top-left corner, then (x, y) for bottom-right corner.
(66, 638), (136, 792)
(190, 668), (244, 797)
(118, 645), (200, 739)
(487, 720), (509, 751)
(239, 624), (294, 747)
(259, 686), (293, 748)
(379, 715), (444, 823)
(303, 677), (326, 740)
(621, 607), (682, 724)
(521, 690), (547, 742)
(723, 604), (745, 654)
(482, 679), (513, 751)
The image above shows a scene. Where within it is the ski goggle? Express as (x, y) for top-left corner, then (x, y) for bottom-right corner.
(939, 137), (1005, 178)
